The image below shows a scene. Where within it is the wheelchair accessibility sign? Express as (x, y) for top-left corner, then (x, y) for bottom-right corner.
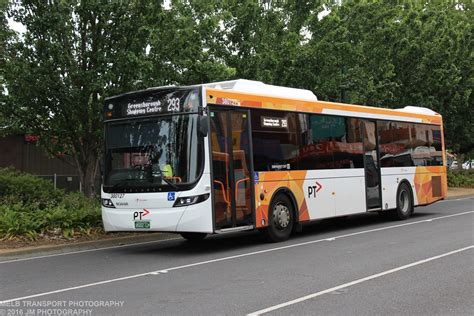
(167, 192), (175, 201)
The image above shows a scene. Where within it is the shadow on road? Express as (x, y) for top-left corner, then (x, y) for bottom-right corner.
(122, 211), (436, 257)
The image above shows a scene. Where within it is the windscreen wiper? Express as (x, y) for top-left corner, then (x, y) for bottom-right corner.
(110, 178), (142, 191)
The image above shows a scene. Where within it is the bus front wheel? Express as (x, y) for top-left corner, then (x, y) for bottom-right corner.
(264, 194), (294, 242)
(180, 232), (207, 242)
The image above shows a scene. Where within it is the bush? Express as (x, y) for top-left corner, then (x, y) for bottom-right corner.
(0, 168), (101, 240)
(447, 169), (474, 188)
(0, 168), (63, 207)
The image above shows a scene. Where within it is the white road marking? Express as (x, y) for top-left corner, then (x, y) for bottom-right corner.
(247, 245), (474, 315)
(0, 237), (182, 264)
(0, 210), (472, 304)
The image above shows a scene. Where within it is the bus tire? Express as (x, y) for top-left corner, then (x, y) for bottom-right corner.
(180, 232), (207, 242)
(264, 194), (294, 242)
(391, 182), (413, 220)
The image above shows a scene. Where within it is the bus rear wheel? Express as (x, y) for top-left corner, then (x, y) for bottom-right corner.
(180, 232), (207, 242)
(391, 182), (413, 220)
(264, 194), (294, 242)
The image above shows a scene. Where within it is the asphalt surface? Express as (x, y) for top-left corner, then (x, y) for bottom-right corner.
(1, 197), (473, 316)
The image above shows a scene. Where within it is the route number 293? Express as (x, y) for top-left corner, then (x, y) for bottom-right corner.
(167, 97), (180, 112)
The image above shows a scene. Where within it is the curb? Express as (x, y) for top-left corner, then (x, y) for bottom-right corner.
(0, 232), (179, 259)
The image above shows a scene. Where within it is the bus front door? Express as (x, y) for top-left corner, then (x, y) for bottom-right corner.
(361, 120), (382, 210)
(209, 108), (254, 230)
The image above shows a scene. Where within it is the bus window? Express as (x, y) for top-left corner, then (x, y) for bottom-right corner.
(251, 110), (298, 171)
(378, 121), (414, 167)
(332, 117), (364, 169)
(429, 125), (443, 166)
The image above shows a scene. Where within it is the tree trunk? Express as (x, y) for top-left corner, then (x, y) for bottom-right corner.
(457, 154), (464, 171)
(73, 145), (101, 199)
(81, 155), (100, 198)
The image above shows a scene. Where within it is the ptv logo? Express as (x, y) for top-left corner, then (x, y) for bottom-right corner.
(133, 209), (150, 220)
(308, 181), (323, 198)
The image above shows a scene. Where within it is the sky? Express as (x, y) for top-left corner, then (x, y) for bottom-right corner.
(8, 16), (26, 34)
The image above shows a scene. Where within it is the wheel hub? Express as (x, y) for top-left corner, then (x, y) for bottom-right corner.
(273, 204), (290, 229)
(399, 190), (409, 213)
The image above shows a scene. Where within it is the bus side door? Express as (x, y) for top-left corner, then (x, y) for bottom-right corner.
(209, 108), (255, 230)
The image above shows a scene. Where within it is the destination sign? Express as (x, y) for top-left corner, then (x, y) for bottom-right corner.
(126, 100), (163, 116)
(261, 116), (288, 128)
(104, 88), (200, 120)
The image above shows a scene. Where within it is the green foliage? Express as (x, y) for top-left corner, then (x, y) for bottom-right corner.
(447, 169), (474, 188)
(0, 168), (62, 206)
(218, 1), (473, 153)
(2, 1), (160, 197)
(2, 0), (473, 179)
(0, 168), (101, 240)
(300, 2), (472, 155)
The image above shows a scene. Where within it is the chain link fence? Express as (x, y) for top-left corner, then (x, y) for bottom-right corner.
(37, 175), (102, 194)
(37, 174), (81, 192)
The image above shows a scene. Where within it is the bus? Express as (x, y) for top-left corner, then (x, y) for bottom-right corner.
(101, 79), (447, 242)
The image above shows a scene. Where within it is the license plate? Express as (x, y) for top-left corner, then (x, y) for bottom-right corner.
(134, 221), (150, 229)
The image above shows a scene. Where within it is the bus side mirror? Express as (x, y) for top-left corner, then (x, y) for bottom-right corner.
(198, 116), (208, 137)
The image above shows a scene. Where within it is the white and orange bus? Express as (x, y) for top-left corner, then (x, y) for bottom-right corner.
(101, 79), (446, 242)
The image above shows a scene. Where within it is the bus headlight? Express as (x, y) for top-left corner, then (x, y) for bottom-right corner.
(173, 194), (210, 207)
(102, 198), (116, 208)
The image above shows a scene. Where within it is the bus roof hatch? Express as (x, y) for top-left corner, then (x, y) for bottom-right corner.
(203, 79), (318, 101)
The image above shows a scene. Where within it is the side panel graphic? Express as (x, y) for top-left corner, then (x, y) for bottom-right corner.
(414, 166), (447, 205)
(254, 169), (367, 228)
(254, 165), (445, 229)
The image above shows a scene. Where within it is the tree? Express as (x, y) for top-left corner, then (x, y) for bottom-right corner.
(145, 0), (236, 86)
(300, 1), (472, 153)
(2, 0), (472, 194)
(0, 0), (14, 135)
(3, 1), (155, 197)
(2, 0), (238, 197)
(391, 2), (473, 154)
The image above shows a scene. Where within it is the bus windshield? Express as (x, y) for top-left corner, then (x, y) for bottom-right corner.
(103, 114), (203, 192)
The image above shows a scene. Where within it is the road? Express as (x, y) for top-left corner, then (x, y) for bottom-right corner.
(1, 197), (473, 315)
